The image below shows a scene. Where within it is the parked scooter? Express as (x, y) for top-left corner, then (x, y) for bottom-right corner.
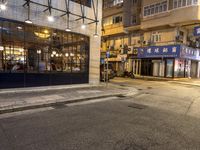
(123, 71), (135, 79)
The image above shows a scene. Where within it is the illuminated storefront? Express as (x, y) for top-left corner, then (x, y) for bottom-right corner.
(0, 18), (90, 88)
(130, 45), (200, 78)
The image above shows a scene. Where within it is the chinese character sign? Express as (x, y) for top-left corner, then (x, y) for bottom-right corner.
(137, 45), (180, 58)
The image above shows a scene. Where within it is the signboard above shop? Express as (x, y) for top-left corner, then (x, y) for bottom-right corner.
(132, 45), (200, 61)
(194, 26), (200, 36)
(136, 45), (181, 58)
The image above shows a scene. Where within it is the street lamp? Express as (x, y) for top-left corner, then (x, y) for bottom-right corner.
(24, 0), (32, 24)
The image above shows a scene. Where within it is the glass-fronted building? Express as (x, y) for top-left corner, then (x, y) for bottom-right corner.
(0, 18), (89, 88)
(0, 0), (102, 89)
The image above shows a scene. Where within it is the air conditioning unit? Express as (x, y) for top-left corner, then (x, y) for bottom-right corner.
(128, 46), (134, 54)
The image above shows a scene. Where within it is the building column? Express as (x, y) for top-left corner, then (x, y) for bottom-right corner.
(197, 61), (200, 78)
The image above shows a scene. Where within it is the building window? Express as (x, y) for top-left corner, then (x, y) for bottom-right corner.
(151, 32), (161, 43)
(103, 0), (123, 9)
(70, 0), (91, 7)
(131, 15), (137, 25)
(143, 1), (167, 17)
(113, 15), (123, 24)
(173, 0), (198, 9)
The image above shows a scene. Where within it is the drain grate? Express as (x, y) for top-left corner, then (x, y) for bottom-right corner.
(128, 104), (146, 110)
(52, 103), (67, 109)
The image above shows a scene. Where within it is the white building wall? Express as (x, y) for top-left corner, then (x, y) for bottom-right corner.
(0, 0), (102, 84)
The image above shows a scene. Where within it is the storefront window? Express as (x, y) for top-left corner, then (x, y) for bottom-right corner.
(0, 19), (89, 74)
(174, 59), (185, 77)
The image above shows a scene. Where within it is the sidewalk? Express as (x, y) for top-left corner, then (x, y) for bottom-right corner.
(134, 75), (200, 87)
(0, 83), (137, 114)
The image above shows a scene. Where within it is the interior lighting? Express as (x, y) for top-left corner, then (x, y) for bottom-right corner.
(0, 46), (4, 51)
(65, 53), (69, 57)
(47, 15), (54, 22)
(93, 33), (99, 38)
(52, 51), (56, 55)
(25, 19), (32, 24)
(24, 1), (32, 24)
(0, 3), (6, 11)
(37, 50), (41, 54)
(65, 27), (71, 32)
(81, 24), (86, 29)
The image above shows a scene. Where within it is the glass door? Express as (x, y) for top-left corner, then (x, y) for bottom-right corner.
(166, 59), (174, 78)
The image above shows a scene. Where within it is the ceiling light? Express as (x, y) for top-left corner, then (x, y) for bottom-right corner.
(65, 27), (71, 32)
(93, 33), (99, 38)
(19, 48), (24, 52)
(65, 53), (69, 57)
(25, 19), (33, 24)
(81, 24), (86, 29)
(0, 46), (4, 51)
(47, 15), (54, 22)
(52, 51), (56, 55)
(0, 4), (6, 11)
(17, 26), (23, 30)
(44, 30), (49, 34)
(37, 50), (41, 54)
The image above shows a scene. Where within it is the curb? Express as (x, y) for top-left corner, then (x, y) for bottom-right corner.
(168, 81), (200, 87)
(0, 94), (123, 115)
(0, 84), (104, 95)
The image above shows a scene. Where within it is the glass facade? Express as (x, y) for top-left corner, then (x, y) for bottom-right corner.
(0, 18), (90, 88)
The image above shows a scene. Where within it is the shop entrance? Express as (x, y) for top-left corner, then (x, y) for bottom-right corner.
(152, 60), (164, 77)
(141, 59), (153, 76)
(191, 61), (198, 78)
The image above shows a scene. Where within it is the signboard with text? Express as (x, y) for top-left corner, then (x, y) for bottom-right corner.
(194, 26), (200, 36)
(136, 45), (181, 58)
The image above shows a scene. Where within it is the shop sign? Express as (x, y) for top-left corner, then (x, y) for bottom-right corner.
(136, 45), (181, 58)
(106, 51), (110, 58)
(180, 45), (200, 60)
(194, 26), (200, 36)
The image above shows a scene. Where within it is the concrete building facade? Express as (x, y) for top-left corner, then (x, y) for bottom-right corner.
(101, 0), (200, 78)
(0, 0), (102, 88)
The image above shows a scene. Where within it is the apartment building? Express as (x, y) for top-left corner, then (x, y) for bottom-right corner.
(102, 0), (200, 78)
(101, 0), (141, 75)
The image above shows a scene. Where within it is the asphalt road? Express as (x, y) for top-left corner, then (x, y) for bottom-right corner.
(1, 78), (200, 150)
